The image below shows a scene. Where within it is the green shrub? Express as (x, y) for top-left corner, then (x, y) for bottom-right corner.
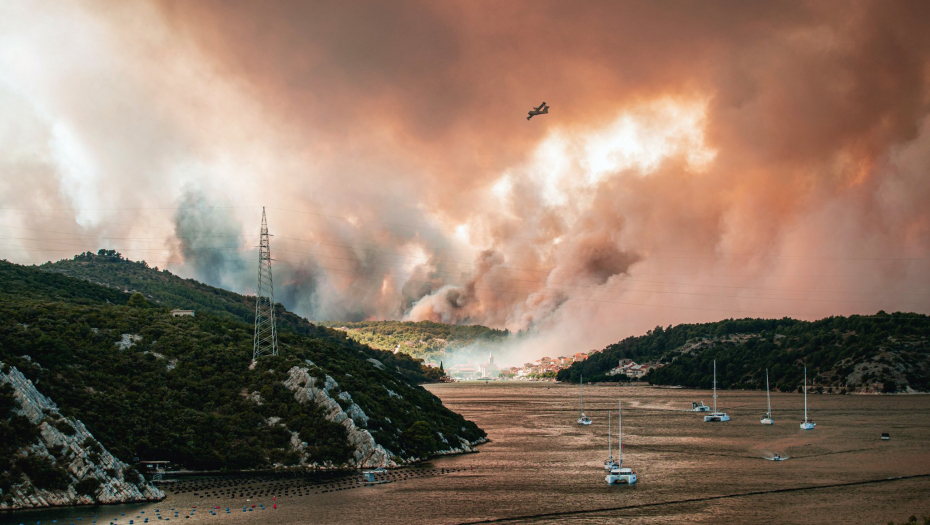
(74, 477), (101, 497)
(17, 455), (70, 491)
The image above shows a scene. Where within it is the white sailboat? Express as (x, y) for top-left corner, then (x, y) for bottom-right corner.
(604, 409), (618, 471)
(761, 369), (774, 425)
(800, 367), (816, 430)
(605, 400), (637, 485)
(577, 373), (592, 425)
(690, 401), (710, 412)
(764, 453), (789, 461)
(704, 360), (730, 422)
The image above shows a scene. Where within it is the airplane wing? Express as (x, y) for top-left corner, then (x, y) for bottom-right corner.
(535, 102), (547, 111)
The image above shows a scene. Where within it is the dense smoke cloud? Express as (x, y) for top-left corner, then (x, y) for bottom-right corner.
(2, 0), (930, 364)
(172, 190), (251, 291)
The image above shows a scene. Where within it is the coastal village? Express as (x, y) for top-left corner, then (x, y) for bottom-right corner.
(436, 350), (664, 381)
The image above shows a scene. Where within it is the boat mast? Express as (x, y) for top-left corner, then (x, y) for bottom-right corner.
(804, 366), (807, 423)
(580, 373), (584, 415)
(618, 400), (622, 467)
(766, 369), (771, 418)
(608, 408), (612, 459)
(712, 360), (718, 414)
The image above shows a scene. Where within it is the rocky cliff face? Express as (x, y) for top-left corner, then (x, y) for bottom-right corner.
(0, 363), (164, 510)
(284, 365), (397, 468)
(283, 365), (484, 469)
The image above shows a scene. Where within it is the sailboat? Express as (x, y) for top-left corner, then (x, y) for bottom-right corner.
(800, 367), (816, 430)
(604, 409), (618, 471)
(704, 360), (730, 422)
(690, 401), (710, 412)
(605, 400), (637, 485)
(761, 369), (774, 425)
(577, 373), (592, 425)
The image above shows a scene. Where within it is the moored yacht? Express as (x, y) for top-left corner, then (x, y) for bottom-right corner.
(800, 367), (816, 430)
(691, 401), (710, 412)
(605, 400), (637, 485)
(578, 373), (592, 425)
(604, 409), (618, 471)
(606, 466), (637, 485)
(704, 360), (730, 422)
(761, 369), (774, 425)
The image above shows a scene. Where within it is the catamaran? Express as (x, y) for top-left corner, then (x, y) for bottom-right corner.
(691, 401), (710, 412)
(578, 373), (592, 425)
(604, 409), (618, 471)
(605, 400), (637, 485)
(704, 360), (730, 422)
(800, 367), (816, 430)
(761, 369), (774, 425)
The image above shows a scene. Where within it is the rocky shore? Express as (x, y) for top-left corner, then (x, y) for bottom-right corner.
(0, 363), (165, 510)
(283, 365), (485, 469)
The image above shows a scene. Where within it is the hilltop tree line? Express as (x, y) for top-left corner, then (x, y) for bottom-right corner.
(39, 253), (441, 383)
(557, 314), (930, 393)
(0, 259), (485, 473)
(320, 320), (510, 362)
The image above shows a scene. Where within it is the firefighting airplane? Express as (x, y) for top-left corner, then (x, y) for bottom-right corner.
(527, 102), (549, 120)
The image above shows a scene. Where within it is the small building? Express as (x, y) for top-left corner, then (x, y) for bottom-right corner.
(137, 460), (172, 480)
(170, 309), (194, 317)
(480, 352), (501, 378)
(625, 363), (663, 378)
(450, 364), (480, 380)
(138, 460), (172, 472)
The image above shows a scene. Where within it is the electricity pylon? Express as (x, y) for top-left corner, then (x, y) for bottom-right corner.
(252, 207), (278, 360)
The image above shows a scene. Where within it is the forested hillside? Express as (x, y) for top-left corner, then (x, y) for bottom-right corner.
(39, 251), (436, 382)
(42, 250), (296, 329)
(320, 320), (509, 362)
(0, 260), (485, 478)
(556, 314), (930, 393)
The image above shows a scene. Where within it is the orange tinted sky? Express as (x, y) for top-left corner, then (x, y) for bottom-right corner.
(1, 1), (929, 361)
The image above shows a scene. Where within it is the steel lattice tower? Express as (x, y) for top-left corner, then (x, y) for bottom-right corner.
(252, 207), (278, 360)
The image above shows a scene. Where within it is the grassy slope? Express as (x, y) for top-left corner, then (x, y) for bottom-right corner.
(319, 320), (509, 361)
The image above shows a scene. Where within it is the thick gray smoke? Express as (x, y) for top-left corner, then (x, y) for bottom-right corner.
(2, 1), (930, 366)
(172, 191), (252, 292)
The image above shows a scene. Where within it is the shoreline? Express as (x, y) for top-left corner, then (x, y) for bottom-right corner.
(0, 437), (488, 513)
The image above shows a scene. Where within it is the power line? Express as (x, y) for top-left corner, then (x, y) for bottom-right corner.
(2, 233), (927, 305)
(0, 206), (257, 212)
(2, 224), (928, 300)
(1, 242), (922, 309)
(7, 245), (927, 320)
(5, 204), (929, 261)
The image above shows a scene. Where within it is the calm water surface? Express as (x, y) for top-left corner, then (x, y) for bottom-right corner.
(5, 382), (930, 524)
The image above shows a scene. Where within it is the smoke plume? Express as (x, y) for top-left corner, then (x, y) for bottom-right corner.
(2, 1), (930, 364)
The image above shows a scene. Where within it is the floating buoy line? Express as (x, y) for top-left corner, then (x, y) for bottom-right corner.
(8, 467), (476, 525)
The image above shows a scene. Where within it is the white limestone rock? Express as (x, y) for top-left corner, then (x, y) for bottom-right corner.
(384, 387), (401, 399)
(0, 363), (165, 510)
(114, 334), (142, 350)
(283, 366), (399, 469)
